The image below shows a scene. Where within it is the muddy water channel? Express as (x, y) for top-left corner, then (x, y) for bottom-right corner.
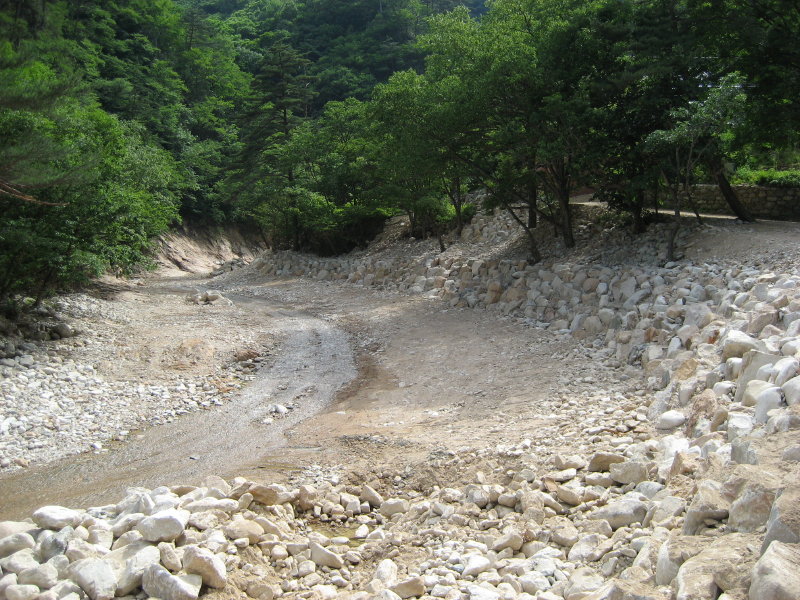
(0, 289), (356, 520)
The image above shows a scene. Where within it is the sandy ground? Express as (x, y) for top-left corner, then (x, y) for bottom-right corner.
(1, 213), (798, 519)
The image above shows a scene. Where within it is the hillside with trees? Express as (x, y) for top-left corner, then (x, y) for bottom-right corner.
(0, 0), (798, 301)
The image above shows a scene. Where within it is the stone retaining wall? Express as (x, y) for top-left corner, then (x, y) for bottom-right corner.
(685, 184), (800, 220)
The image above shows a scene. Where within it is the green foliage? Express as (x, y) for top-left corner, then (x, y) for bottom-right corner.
(734, 168), (800, 188)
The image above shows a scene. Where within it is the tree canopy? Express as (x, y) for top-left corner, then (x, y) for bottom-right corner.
(1, 0), (798, 300)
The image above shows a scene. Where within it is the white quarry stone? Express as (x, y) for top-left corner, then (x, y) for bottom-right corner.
(722, 330), (761, 360)
(135, 509), (189, 543)
(379, 499), (409, 517)
(374, 559), (398, 585)
(309, 542), (344, 569)
(589, 495), (648, 530)
(182, 545), (227, 589)
(32, 507), (82, 531)
(782, 376), (800, 406)
(462, 554), (492, 578)
(68, 558), (118, 600)
(749, 541), (800, 600)
(141, 564), (201, 600)
(656, 410), (687, 430)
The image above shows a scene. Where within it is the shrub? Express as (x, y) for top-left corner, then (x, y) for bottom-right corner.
(733, 168), (800, 188)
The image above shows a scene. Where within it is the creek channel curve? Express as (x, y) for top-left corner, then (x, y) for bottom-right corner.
(0, 284), (356, 520)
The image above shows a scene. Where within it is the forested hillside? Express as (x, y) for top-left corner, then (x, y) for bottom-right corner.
(0, 0), (797, 301)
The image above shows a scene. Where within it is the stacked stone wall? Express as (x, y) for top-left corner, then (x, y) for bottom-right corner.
(685, 184), (800, 220)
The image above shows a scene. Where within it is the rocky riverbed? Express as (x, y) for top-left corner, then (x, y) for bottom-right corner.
(1, 210), (799, 600)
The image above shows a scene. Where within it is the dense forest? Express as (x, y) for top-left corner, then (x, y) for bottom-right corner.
(0, 0), (798, 301)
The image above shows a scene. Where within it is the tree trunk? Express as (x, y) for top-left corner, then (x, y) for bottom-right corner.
(631, 192), (646, 234)
(707, 156), (755, 222)
(527, 181), (538, 229)
(558, 190), (575, 248)
(665, 174), (681, 262)
(505, 206), (541, 263)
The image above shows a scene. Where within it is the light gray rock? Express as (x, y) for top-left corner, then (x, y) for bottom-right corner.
(462, 555), (492, 577)
(589, 494), (648, 530)
(390, 577), (425, 599)
(755, 386), (784, 423)
(683, 480), (730, 535)
(0, 523), (35, 541)
(0, 534), (35, 558)
(492, 532), (523, 552)
(564, 567), (604, 600)
(656, 410), (687, 430)
(309, 542), (343, 569)
(782, 376), (800, 406)
(182, 545), (227, 589)
(762, 487), (800, 553)
(68, 558), (117, 600)
(609, 461), (649, 485)
(518, 572), (551, 594)
(360, 485), (384, 508)
(4, 584), (39, 600)
(651, 496), (687, 524)
(0, 550), (39, 574)
(379, 499), (409, 517)
(223, 519), (263, 543)
(587, 452), (625, 472)
(105, 540), (161, 595)
(722, 331), (761, 360)
(749, 541), (800, 600)
(32, 507), (82, 531)
(17, 563), (58, 589)
(735, 352), (781, 405)
(550, 517), (580, 547)
(141, 564), (201, 600)
(672, 534), (756, 600)
(465, 584), (500, 600)
(374, 559), (398, 585)
(567, 534), (612, 563)
(135, 509), (188, 543)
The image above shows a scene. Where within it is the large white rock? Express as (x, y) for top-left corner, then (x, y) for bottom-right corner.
(683, 480), (730, 535)
(379, 499), (409, 517)
(589, 494), (648, 530)
(135, 509), (189, 543)
(656, 410), (687, 430)
(309, 542), (343, 569)
(609, 461), (649, 484)
(181, 545), (227, 589)
(462, 555), (492, 577)
(0, 533), (35, 558)
(374, 559), (398, 585)
(32, 507), (82, 531)
(390, 577), (425, 599)
(782, 376), (800, 406)
(0, 550), (39, 574)
(749, 541), (800, 600)
(564, 567), (604, 600)
(762, 487), (800, 552)
(4, 584), (40, 600)
(68, 558), (118, 600)
(105, 540), (161, 595)
(755, 386), (784, 423)
(722, 331), (761, 360)
(17, 563), (58, 589)
(142, 564), (201, 600)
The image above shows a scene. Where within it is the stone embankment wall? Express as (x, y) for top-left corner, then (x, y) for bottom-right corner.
(685, 184), (800, 220)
